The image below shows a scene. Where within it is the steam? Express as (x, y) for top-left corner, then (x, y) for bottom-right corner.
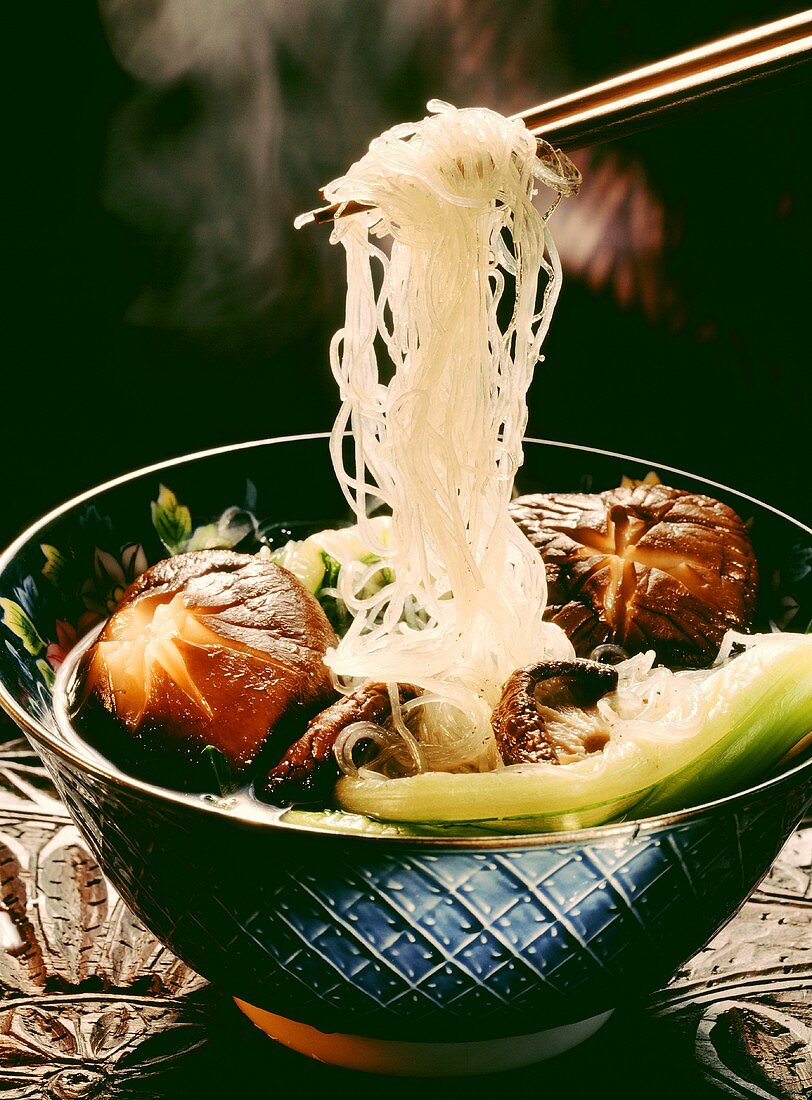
(99, 0), (433, 339)
(97, 1), (576, 343)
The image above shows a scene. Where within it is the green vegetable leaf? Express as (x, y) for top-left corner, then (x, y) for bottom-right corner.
(185, 523), (232, 552)
(151, 485), (192, 554)
(321, 552), (342, 588)
(317, 552), (352, 634)
(40, 544), (68, 588)
(0, 599), (46, 656)
(200, 745), (239, 797)
(185, 507), (257, 553)
(360, 552), (394, 585)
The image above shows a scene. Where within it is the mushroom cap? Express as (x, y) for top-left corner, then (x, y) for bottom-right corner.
(74, 550), (338, 787)
(510, 484), (758, 667)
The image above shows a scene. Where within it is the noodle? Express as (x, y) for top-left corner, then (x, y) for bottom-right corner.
(322, 102), (579, 772)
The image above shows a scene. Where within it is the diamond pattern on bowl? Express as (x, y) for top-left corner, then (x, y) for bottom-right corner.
(31, 740), (812, 1043)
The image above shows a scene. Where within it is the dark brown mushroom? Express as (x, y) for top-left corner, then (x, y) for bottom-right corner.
(493, 659), (618, 765)
(510, 484), (758, 668)
(259, 682), (418, 805)
(73, 550), (338, 790)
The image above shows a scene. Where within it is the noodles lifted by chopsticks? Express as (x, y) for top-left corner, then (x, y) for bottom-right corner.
(324, 101), (580, 773)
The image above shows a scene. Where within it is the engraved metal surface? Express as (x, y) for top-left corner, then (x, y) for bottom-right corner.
(0, 721), (809, 1097)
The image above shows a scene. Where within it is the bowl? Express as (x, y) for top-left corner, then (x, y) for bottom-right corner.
(1, 435), (810, 1077)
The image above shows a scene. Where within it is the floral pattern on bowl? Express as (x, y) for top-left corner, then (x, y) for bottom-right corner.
(0, 482), (260, 729)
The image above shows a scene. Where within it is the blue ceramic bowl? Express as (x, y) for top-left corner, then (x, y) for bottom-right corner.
(1, 436), (810, 1076)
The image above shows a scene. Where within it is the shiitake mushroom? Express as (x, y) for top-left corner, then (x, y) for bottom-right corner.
(72, 550), (338, 791)
(259, 682), (418, 806)
(510, 483), (758, 668)
(492, 659), (619, 766)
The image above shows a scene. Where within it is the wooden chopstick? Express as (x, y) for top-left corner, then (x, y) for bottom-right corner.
(296, 9), (812, 228)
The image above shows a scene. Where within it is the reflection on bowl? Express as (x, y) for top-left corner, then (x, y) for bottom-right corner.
(0, 436), (810, 1076)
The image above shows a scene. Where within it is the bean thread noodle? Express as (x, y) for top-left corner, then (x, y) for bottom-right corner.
(321, 102), (580, 773)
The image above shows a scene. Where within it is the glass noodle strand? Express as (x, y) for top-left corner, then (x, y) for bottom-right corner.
(324, 103), (577, 773)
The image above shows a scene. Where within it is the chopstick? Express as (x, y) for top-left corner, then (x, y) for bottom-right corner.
(297, 9), (812, 228)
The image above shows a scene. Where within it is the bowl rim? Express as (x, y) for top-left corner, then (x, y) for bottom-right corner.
(1, 432), (810, 850)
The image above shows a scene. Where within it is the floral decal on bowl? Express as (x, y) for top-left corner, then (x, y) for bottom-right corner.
(45, 620), (79, 674)
(0, 484), (261, 716)
(0, 579), (54, 691)
(1, 538), (150, 697)
(78, 544), (148, 630)
(151, 483), (260, 555)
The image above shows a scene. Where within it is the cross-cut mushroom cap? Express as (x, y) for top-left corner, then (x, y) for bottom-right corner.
(74, 550), (338, 784)
(511, 484), (758, 667)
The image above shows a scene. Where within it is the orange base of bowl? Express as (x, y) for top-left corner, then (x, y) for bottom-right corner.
(234, 998), (614, 1076)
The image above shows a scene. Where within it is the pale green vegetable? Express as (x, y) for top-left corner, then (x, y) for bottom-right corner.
(634, 635), (812, 817)
(268, 518), (391, 594)
(278, 808), (515, 838)
(335, 634), (812, 832)
(279, 807), (415, 836)
(269, 518), (394, 633)
(269, 538), (326, 594)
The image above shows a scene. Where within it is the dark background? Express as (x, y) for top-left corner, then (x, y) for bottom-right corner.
(7, 0), (810, 548)
(4, 5), (809, 1094)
